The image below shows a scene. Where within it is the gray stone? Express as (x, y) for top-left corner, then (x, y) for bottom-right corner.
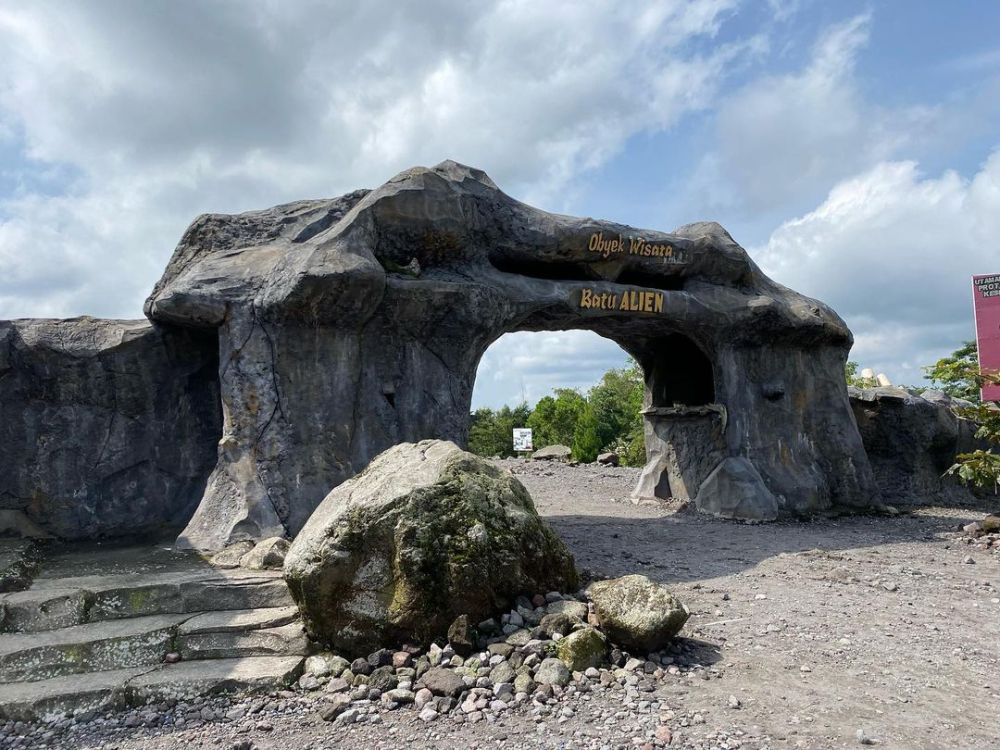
(283, 440), (577, 654)
(545, 599), (588, 621)
(133, 161), (876, 549)
(239, 537), (290, 570)
(418, 666), (467, 697)
(177, 606), (299, 635)
(0, 613), (189, 682)
(694, 456), (780, 521)
(587, 574), (689, 652)
(534, 657), (571, 686)
(849, 386), (983, 506)
(555, 626), (607, 671)
(176, 622), (308, 660)
(211, 541), (255, 569)
(125, 655), (304, 701)
(532, 445), (572, 462)
(0, 318), (220, 540)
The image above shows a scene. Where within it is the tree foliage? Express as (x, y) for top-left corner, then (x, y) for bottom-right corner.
(469, 359), (649, 465)
(923, 341), (983, 402)
(468, 403), (532, 458)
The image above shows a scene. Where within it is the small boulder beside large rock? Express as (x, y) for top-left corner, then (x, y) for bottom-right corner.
(283, 440), (578, 655)
(587, 574), (689, 652)
(532, 445), (572, 462)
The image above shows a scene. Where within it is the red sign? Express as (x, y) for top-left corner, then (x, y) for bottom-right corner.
(973, 274), (1000, 401)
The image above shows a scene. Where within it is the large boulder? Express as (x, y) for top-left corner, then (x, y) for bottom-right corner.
(283, 440), (578, 655)
(587, 574), (689, 652)
(849, 387), (983, 506)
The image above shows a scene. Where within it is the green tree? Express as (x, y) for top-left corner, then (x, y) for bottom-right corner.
(946, 398), (1000, 492)
(589, 361), (644, 449)
(468, 403), (532, 457)
(528, 388), (586, 446)
(924, 341), (983, 402)
(586, 359), (647, 466)
(572, 404), (602, 462)
(923, 341), (1000, 491)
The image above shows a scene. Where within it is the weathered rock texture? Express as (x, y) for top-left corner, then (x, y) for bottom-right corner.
(0, 318), (220, 539)
(587, 574), (689, 652)
(137, 160), (878, 548)
(849, 386), (983, 506)
(283, 440), (578, 655)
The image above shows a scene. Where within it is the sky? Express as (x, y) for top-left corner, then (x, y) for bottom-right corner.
(0, 1), (997, 409)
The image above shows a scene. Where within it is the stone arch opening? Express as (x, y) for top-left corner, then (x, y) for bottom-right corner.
(141, 160), (877, 550)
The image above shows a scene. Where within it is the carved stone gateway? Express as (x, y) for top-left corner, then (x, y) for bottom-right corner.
(2, 161), (881, 548)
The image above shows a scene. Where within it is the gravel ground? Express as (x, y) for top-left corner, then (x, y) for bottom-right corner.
(9, 459), (999, 750)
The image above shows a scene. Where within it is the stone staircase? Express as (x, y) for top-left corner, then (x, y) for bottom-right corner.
(0, 540), (308, 722)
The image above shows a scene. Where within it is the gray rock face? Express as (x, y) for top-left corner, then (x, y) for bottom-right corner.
(0, 318), (220, 539)
(283, 440), (578, 655)
(849, 387), (982, 506)
(138, 160), (877, 547)
(694, 456), (780, 521)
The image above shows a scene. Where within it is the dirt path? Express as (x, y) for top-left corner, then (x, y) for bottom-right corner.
(509, 459), (1000, 749)
(23, 459), (999, 750)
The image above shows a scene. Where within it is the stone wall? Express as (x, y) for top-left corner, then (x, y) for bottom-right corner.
(849, 386), (983, 506)
(0, 318), (221, 539)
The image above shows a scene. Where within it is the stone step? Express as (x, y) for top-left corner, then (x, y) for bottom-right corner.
(178, 605), (300, 635)
(0, 656), (304, 723)
(178, 621), (308, 660)
(0, 613), (188, 683)
(1, 568), (293, 633)
(0, 665), (153, 723)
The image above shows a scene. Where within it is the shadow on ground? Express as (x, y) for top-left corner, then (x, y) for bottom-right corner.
(544, 506), (982, 585)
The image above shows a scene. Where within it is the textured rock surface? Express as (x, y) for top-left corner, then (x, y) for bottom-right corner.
(694, 456), (780, 521)
(555, 625), (607, 671)
(137, 160), (877, 548)
(0, 317), (220, 539)
(239, 537), (290, 570)
(587, 574), (689, 652)
(532, 445), (572, 462)
(849, 387), (982, 506)
(283, 440), (578, 655)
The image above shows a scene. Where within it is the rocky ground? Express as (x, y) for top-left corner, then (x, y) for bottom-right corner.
(4, 459), (999, 750)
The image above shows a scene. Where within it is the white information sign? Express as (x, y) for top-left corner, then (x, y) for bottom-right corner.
(512, 428), (533, 452)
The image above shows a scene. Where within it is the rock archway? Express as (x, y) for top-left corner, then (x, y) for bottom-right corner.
(144, 161), (879, 551)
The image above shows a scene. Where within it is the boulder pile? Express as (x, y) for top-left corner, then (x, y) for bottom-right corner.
(297, 578), (690, 726)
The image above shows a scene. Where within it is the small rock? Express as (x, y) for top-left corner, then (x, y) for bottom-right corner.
(534, 657), (571, 687)
(418, 666), (467, 697)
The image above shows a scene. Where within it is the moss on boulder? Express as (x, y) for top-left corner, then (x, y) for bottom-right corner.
(587, 574), (689, 652)
(284, 440), (578, 655)
(556, 626), (606, 671)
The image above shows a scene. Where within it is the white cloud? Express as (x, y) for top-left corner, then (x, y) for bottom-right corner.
(755, 152), (1000, 386)
(472, 331), (630, 409)
(686, 13), (934, 219)
(0, 0), (754, 322)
